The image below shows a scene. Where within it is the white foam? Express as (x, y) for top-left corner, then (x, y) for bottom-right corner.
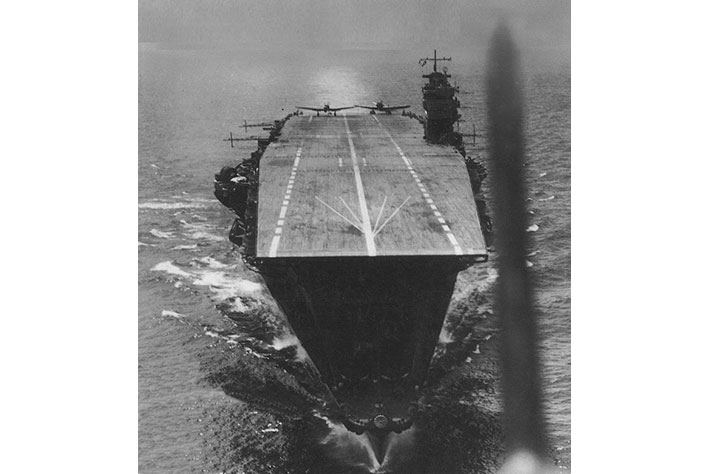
(231, 278), (262, 293)
(539, 172), (548, 177)
(151, 261), (192, 278)
(197, 256), (230, 269)
(473, 267), (499, 293)
(539, 195), (555, 201)
(270, 334), (309, 361)
(497, 449), (550, 474)
(138, 241), (152, 247)
(188, 231), (225, 242)
(139, 202), (205, 210)
(318, 418), (381, 471)
(180, 197), (215, 203)
(180, 219), (215, 231)
(243, 346), (265, 358)
(152, 258), (265, 304)
(161, 310), (184, 319)
(228, 297), (250, 313)
(526, 224), (539, 232)
(149, 229), (174, 239)
(172, 244), (198, 250)
(193, 271), (263, 300)
(438, 329), (454, 344)
(193, 271), (231, 291)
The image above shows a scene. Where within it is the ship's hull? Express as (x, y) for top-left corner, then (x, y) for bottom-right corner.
(259, 256), (470, 421)
(214, 80), (489, 444)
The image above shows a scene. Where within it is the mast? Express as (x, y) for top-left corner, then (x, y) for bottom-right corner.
(420, 50), (459, 144)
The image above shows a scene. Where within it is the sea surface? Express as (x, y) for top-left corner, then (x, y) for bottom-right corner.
(138, 45), (570, 472)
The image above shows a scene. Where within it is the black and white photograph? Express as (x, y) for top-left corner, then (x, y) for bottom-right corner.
(10, 2), (710, 474)
(138, 1), (570, 472)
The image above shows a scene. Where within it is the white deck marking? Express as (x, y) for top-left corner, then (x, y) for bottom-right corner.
(343, 114), (376, 256)
(268, 235), (281, 256)
(376, 120), (463, 255)
(268, 143), (303, 257)
(315, 196), (364, 232)
(373, 195), (411, 236)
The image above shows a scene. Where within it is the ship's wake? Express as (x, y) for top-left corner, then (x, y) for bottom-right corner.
(150, 250), (504, 472)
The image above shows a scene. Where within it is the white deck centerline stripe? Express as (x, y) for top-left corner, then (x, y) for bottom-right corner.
(343, 114), (376, 256)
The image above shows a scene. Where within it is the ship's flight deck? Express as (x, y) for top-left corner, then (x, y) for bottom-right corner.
(257, 114), (487, 258)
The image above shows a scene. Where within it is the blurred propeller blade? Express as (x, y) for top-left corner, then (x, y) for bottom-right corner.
(486, 22), (554, 474)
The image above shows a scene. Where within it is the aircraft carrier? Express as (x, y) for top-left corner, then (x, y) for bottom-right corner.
(214, 52), (492, 460)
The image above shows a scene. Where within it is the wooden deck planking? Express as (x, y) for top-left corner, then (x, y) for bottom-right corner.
(256, 114), (486, 258)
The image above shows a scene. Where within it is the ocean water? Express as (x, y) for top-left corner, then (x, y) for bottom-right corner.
(138, 45), (570, 472)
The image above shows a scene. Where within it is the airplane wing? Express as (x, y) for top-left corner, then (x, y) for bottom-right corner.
(328, 106), (355, 111)
(383, 105), (410, 111)
(296, 106), (324, 111)
(356, 105), (378, 110)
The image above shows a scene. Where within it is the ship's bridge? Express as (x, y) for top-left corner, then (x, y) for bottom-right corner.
(256, 114), (487, 259)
